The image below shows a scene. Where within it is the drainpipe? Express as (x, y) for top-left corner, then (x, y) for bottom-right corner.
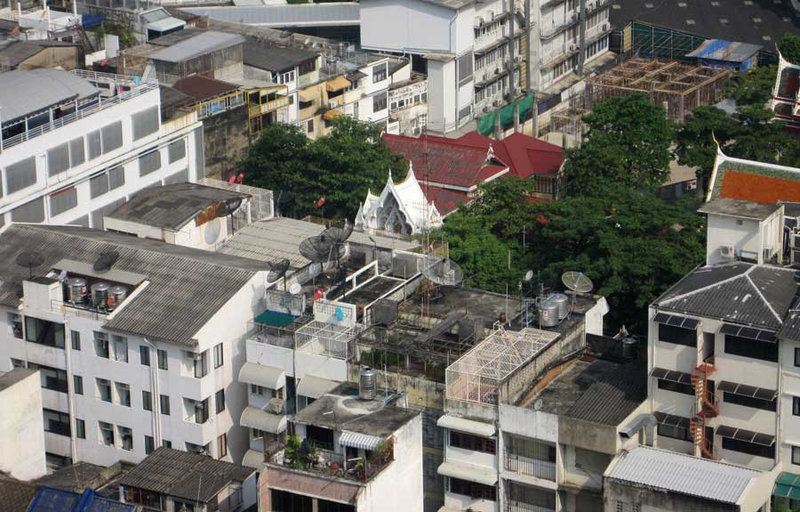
(64, 317), (78, 463)
(578, 0), (587, 74)
(143, 337), (162, 447)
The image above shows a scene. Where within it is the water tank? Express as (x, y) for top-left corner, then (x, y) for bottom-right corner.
(620, 336), (638, 360)
(107, 285), (128, 310)
(550, 293), (569, 320)
(90, 282), (111, 308)
(539, 299), (559, 327)
(359, 366), (376, 400)
(66, 277), (88, 303)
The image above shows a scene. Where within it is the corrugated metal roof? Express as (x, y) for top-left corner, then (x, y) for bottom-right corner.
(339, 431), (384, 450)
(183, 4), (360, 28)
(149, 30), (245, 63)
(686, 39), (762, 63)
(0, 225), (266, 346)
(606, 446), (761, 504)
(0, 69), (97, 122)
(243, 39), (318, 72)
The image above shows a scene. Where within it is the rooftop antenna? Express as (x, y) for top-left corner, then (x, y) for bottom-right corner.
(266, 258), (291, 291)
(16, 251), (45, 279)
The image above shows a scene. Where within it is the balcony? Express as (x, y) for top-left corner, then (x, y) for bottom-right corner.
(506, 502), (555, 512)
(248, 313), (310, 349)
(504, 452), (556, 481)
(271, 437), (394, 483)
(540, 12), (579, 39)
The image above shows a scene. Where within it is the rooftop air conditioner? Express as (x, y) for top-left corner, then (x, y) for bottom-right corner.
(719, 245), (735, 261)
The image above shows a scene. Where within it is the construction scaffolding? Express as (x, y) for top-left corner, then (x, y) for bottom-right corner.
(586, 58), (730, 124)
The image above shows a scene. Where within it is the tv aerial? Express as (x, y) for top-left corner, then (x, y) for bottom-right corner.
(562, 271), (594, 294)
(421, 255), (464, 287)
(266, 258), (290, 290)
(16, 251), (45, 279)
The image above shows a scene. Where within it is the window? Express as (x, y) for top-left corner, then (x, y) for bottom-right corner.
(50, 187), (78, 216)
(657, 379), (694, 395)
(218, 433), (228, 458)
(373, 93), (388, 112)
(794, 397), (800, 416)
(214, 343), (224, 368)
(721, 436), (774, 458)
(118, 426), (133, 451)
(132, 107), (160, 140)
(94, 332), (109, 358)
(97, 378), (112, 403)
(194, 350), (209, 378)
(145, 435), (155, 455)
(450, 432), (496, 454)
(157, 349), (168, 370)
(306, 119), (314, 133)
(116, 382), (131, 407)
(143, 391), (152, 411)
(140, 345), (151, 366)
(251, 384), (266, 395)
(725, 335), (778, 363)
(216, 389), (225, 414)
(76, 419), (85, 439)
(138, 150), (161, 177)
(372, 62), (387, 83)
(43, 408), (70, 436)
(5, 157), (36, 194)
(299, 59), (316, 75)
(87, 129), (102, 159)
(724, 392), (776, 411)
(109, 166), (125, 190)
(168, 139), (186, 163)
(25, 317), (65, 348)
(657, 423), (691, 442)
(28, 362), (67, 393)
(658, 324), (696, 346)
(70, 330), (80, 350)
(47, 143), (70, 175)
(252, 428), (264, 440)
(794, 446), (800, 465)
(11, 358), (25, 369)
(73, 375), (83, 395)
(12, 197), (45, 223)
(101, 122), (123, 153)
(449, 477), (496, 501)
(795, 347), (800, 367)
(160, 394), (170, 415)
(163, 440), (172, 448)
(99, 421), (114, 446)
(8, 313), (22, 339)
(457, 52), (473, 86)
(113, 336), (128, 363)
(90, 173), (110, 198)
(187, 398), (209, 424)
(69, 137), (85, 167)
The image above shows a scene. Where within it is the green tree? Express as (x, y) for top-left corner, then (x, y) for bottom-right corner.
(729, 65), (777, 107)
(781, 32), (800, 63)
(728, 105), (785, 163)
(566, 95), (674, 196)
(674, 106), (732, 189)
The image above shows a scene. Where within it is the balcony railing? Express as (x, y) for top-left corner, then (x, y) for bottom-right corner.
(506, 501), (556, 512)
(272, 441), (394, 483)
(505, 453), (556, 481)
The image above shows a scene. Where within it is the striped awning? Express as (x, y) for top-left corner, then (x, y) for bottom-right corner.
(298, 87), (317, 102)
(339, 431), (384, 451)
(716, 425), (775, 446)
(240, 406), (286, 434)
(718, 381), (777, 401)
(650, 367), (692, 385)
(238, 362), (285, 390)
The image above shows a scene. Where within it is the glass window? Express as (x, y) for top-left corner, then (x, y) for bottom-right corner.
(724, 392), (776, 411)
(8, 313), (22, 339)
(168, 139), (186, 163)
(194, 350), (209, 378)
(87, 130), (102, 159)
(658, 324), (696, 346)
(28, 363), (67, 392)
(97, 378), (112, 403)
(12, 197), (45, 223)
(43, 409), (70, 436)
(90, 173), (110, 199)
(113, 336), (128, 363)
(76, 419), (85, 439)
(657, 378), (694, 395)
(109, 166), (125, 190)
(47, 143), (70, 176)
(74, 375), (83, 395)
(118, 426), (133, 451)
(215, 389), (225, 414)
(794, 397), (800, 416)
(69, 137), (85, 167)
(214, 343), (223, 369)
(373, 93), (387, 112)
(94, 332), (109, 358)
(793, 446), (800, 465)
(218, 433), (228, 458)
(795, 347), (800, 367)
(132, 106), (159, 140)
(116, 382), (131, 407)
(5, 157), (37, 194)
(139, 150), (161, 176)
(725, 335), (778, 363)
(450, 431), (496, 454)
(101, 121), (123, 153)
(449, 477), (496, 501)
(721, 436), (774, 458)
(160, 394), (170, 416)
(50, 187), (78, 217)
(71, 330), (80, 350)
(372, 62), (387, 82)
(143, 390), (152, 411)
(140, 345), (151, 366)
(157, 349), (168, 370)
(25, 317), (65, 348)
(145, 435), (155, 455)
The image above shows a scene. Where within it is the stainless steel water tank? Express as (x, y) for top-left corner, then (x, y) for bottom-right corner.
(66, 277), (88, 303)
(90, 282), (111, 307)
(550, 293), (569, 320)
(539, 299), (560, 327)
(107, 285), (128, 310)
(359, 366), (376, 400)
(621, 336), (638, 360)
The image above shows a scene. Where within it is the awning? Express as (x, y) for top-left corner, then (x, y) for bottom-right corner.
(653, 411), (690, 429)
(650, 367), (692, 385)
(298, 88), (317, 102)
(239, 362), (285, 390)
(437, 461), (497, 486)
(323, 109), (342, 121)
(242, 449), (266, 469)
(437, 414), (495, 437)
(720, 324), (777, 343)
(775, 472), (800, 499)
(240, 406), (287, 434)
(339, 431), (384, 451)
(297, 375), (339, 399)
(716, 425), (775, 446)
(326, 76), (351, 92)
(254, 309), (297, 328)
(653, 312), (700, 330)
(718, 381), (777, 401)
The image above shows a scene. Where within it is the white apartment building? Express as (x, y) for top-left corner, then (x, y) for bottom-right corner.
(0, 367), (47, 479)
(388, 61), (428, 136)
(360, 0), (611, 133)
(0, 223), (270, 471)
(0, 68), (203, 230)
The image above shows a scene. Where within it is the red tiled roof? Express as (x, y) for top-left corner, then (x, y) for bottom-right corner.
(172, 75), (239, 102)
(720, 170), (800, 204)
(456, 131), (563, 179)
(425, 187), (471, 215)
(383, 133), (506, 189)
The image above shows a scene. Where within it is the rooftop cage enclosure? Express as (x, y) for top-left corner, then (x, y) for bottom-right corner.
(445, 326), (560, 406)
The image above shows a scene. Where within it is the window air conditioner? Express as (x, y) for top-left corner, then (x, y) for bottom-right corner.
(719, 245), (735, 260)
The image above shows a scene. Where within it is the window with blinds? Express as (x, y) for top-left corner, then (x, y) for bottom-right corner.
(101, 121), (123, 153)
(139, 150), (161, 176)
(5, 157), (36, 194)
(132, 107), (159, 140)
(50, 187), (78, 217)
(69, 137), (85, 167)
(11, 197), (44, 223)
(87, 130), (102, 159)
(47, 143), (70, 176)
(168, 139), (186, 163)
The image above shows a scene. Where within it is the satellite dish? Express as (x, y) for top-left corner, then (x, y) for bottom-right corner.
(267, 258), (290, 285)
(218, 198), (243, 216)
(16, 251), (45, 278)
(93, 250), (120, 272)
(562, 271), (593, 294)
(298, 220), (352, 267)
(289, 283), (302, 295)
(422, 256), (464, 287)
(204, 219), (222, 245)
(524, 270), (534, 282)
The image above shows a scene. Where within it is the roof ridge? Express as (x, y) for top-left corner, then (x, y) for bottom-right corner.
(744, 270), (783, 324)
(658, 264), (750, 305)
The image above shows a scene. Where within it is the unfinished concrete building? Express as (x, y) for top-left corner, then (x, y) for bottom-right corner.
(586, 58), (730, 124)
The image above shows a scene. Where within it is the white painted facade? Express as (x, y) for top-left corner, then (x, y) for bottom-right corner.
(0, 70), (203, 230)
(704, 207), (784, 266)
(0, 368), (47, 479)
(0, 266), (267, 470)
(355, 169), (444, 235)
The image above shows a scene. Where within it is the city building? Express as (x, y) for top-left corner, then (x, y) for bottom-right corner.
(0, 223), (272, 469)
(119, 447), (257, 511)
(604, 446), (774, 512)
(0, 40), (81, 72)
(706, 146), (800, 205)
(147, 30), (246, 86)
(257, 382), (423, 512)
(0, 68), (203, 229)
(771, 50), (800, 128)
(388, 61), (428, 136)
(697, 199), (783, 266)
(0, 367), (47, 479)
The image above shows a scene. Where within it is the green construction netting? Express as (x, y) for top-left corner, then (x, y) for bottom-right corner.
(774, 473), (800, 499)
(254, 309), (297, 327)
(476, 95), (535, 135)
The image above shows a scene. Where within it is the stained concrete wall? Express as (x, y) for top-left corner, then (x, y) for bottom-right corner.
(201, 106), (254, 180)
(603, 478), (738, 512)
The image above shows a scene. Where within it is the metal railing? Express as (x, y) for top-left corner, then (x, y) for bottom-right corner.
(195, 91), (246, 120)
(504, 452), (556, 481)
(540, 12), (579, 39)
(506, 501), (556, 512)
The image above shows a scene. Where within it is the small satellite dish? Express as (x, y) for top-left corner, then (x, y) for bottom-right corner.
(524, 270), (534, 282)
(16, 251), (45, 278)
(422, 256), (464, 287)
(218, 198), (243, 216)
(289, 283), (302, 295)
(93, 250), (120, 272)
(267, 259), (290, 284)
(562, 271), (594, 294)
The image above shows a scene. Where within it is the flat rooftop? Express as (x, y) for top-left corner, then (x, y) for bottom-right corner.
(400, 285), (524, 326)
(698, 197), (781, 220)
(292, 383), (418, 438)
(149, 30), (245, 63)
(337, 275), (405, 307)
(0, 368), (36, 392)
(0, 69), (97, 123)
(519, 356), (646, 426)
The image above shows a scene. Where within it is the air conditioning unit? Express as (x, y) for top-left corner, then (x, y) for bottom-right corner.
(603, 22), (609, 31)
(719, 245), (735, 261)
(791, 232), (800, 249)
(569, 43), (578, 51)
(269, 397), (285, 414)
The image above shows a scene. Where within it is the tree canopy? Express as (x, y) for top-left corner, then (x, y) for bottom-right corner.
(241, 117), (405, 219)
(781, 33), (800, 64)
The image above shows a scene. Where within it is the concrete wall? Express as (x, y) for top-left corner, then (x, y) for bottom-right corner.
(0, 368), (47, 479)
(360, 0), (456, 54)
(17, 46), (81, 71)
(603, 478), (738, 512)
(706, 214), (762, 265)
(201, 105), (253, 180)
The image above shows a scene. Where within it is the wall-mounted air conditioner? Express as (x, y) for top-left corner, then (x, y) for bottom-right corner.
(719, 245), (735, 261)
